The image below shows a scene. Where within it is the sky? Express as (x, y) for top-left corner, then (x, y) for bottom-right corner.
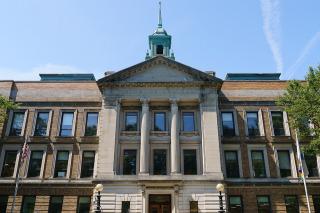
(0, 0), (319, 81)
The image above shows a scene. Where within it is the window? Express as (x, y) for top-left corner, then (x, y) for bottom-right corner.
(304, 154), (319, 177)
(154, 112), (166, 131)
(153, 149), (167, 175)
(0, 196), (8, 213)
(222, 112), (235, 136)
(183, 149), (197, 175)
(48, 196), (63, 213)
(247, 112), (260, 136)
(81, 151), (95, 178)
(182, 112), (195, 132)
(225, 151), (240, 178)
(125, 112), (138, 131)
(121, 201), (130, 213)
(9, 112), (25, 136)
(313, 195), (320, 213)
(85, 112), (98, 136)
(77, 196), (91, 213)
(123, 150), (137, 175)
(54, 151), (69, 178)
(277, 150), (292, 177)
(34, 112), (49, 136)
(156, 45), (163, 54)
(284, 195), (299, 213)
(27, 151), (43, 177)
(257, 196), (271, 213)
(271, 111), (285, 136)
(21, 196), (35, 213)
(59, 112), (74, 136)
(251, 150), (266, 178)
(190, 201), (198, 213)
(228, 196), (243, 213)
(1, 150), (17, 177)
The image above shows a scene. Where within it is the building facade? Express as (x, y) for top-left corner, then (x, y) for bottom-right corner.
(0, 5), (320, 213)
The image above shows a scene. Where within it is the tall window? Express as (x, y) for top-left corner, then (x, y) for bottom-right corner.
(121, 201), (130, 213)
(1, 150), (17, 177)
(85, 112), (98, 136)
(59, 112), (74, 136)
(251, 150), (266, 178)
(0, 196), (8, 213)
(228, 196), (243, 213)
(48, 196), (63, 213)
(153, 149), (167, 175)
(247, 112), (260, 136)
(154, 112), (166, 131)
(9, 112), (25, 136)
(77, 196), (91, 213)
(21, 196), (36, 213)
(304, 154), (319, 177)
(183, 149), (197, 175)
(225, 151), (240, 178)
(27, 151), (43, 177)
(182, 112), (195, 132)
(271, 111), (285, 136)
(123, 150), (137, 175)
(156, 45), (164, 54)
(257, 196), (271, 213)
(190, 201), (199, 213)
(284, 195), (299, 213)
(125, 112), (138, 131)
(222, 112), (235, 136)
(277, 150), (292, 177)
(34, 112), (49, 136)
(81, 151), (95, 178)
(54, 151), (69, 178)
(313, 195), (320, 213)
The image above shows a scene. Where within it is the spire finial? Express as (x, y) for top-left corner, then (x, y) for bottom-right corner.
(158, 1), (162, 28)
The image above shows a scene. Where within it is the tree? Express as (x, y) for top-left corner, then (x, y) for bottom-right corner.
(277, 66), (320, 154)
(0, 95), (18, 124)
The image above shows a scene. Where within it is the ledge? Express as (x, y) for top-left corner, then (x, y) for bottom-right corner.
(80, 136), (99, 143)
(54, 136), (76, 143)
(2, 136), (25, 143)
(150, 131), (169, 136)
(244, 136), (267, 143)
(180, 131), (199, 136)
(29, 136), (51, 143)
(222, 136), (241, 143)
(121, 131), (141, 136)
(271, 136), (293, 143)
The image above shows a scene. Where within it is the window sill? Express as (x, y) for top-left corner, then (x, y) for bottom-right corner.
(121, 131), (140, 136)
(80, 136), (99, 143)
(3, 136), (25, 142)
(222, 136), (241, 143)
(271, 136), (293, 143)
(54, 136), (76, 143)
(180, 131), (199, 136)
(151, 131), (169, 136)
(244, 136), (266, 143)
(29, 136), (50, 142)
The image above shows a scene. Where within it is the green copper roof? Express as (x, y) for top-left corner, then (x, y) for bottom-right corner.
(39, 73), (96, 81)
(225, 73), (281, 80)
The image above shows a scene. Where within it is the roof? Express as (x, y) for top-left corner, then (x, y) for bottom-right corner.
(39, 73), (96, 81)
(225, 73), (281, 80)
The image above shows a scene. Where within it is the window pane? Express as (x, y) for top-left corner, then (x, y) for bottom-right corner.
(81, 151), (95, 178)
(271, 112), (285, 136)
(222, 112), (235, 136)
(285, 196), (299, 213)
(183, 149), (197, 175)
(77, 196), (91, 213)
(229, 196), (243, 213)
(278, 150), (291, 177)
(154, 112), (166, 131)
(304, 154), (319, 177)
(27, 151), (43, 177)
(59, 112), (74, 136)
(54, 151), (69, 177)
(123, 150), (137, 175)
(9, 112), (25, 136)
(247, 112), (260, 136)
(34, 112), (49, 136)
(257, 196), (271, 213)
(153, 149), (167, 175)
(0, 196), (8, 213)
(225, 151), (240, 178)
(1, 150), (17, 177)
(190, 201), (198, 213)
(21, 196), (35, 213)
(182, 112), (195, 132)
(125, 112), (138, 131)
(85, 112), (98, 136)
(313, 195), (320, 213)
(121, 201), (130, 213)
(49, 196), (63, 213)
(251, 151), (266, 178)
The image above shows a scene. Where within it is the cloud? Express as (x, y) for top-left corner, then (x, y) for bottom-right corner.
(0, 64), (86, 81)
(260, 0), (283, 74)
(286, 31), (320, 79)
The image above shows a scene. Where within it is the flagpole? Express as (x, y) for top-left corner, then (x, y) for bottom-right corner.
(295, 129), (311, 213)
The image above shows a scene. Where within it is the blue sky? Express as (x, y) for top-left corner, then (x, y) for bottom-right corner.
(0, 0), (319, 81)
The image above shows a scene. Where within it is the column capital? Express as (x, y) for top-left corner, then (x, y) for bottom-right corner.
(169, 98), (179, 105)
(140, 98), (149, 107)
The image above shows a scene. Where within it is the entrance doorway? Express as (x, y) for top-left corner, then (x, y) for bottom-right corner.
(149, 194), (171, 213)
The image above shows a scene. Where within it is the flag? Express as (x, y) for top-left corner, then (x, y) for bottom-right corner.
(20, 142), (30, 163)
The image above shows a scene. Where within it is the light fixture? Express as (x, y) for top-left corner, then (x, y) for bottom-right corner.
(95, 183), (104, 192)
(216, 183), (224, 192)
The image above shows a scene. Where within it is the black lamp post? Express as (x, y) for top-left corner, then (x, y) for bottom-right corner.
(216, 183), (225, 213)
(94, 184), (103, 213)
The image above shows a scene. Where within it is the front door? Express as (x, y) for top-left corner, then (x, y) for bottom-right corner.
(149, 195), (171, 213)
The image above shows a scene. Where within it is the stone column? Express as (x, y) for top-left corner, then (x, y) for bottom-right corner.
(140, 98), (150, 174)
(170, 99), (180, 174)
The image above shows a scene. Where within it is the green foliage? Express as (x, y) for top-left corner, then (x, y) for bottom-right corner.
(277, 66), (320, 154)
(0, 95), (18, 123)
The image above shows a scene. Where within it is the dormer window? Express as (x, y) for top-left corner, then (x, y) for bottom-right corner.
(156, 45), (163, 54)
